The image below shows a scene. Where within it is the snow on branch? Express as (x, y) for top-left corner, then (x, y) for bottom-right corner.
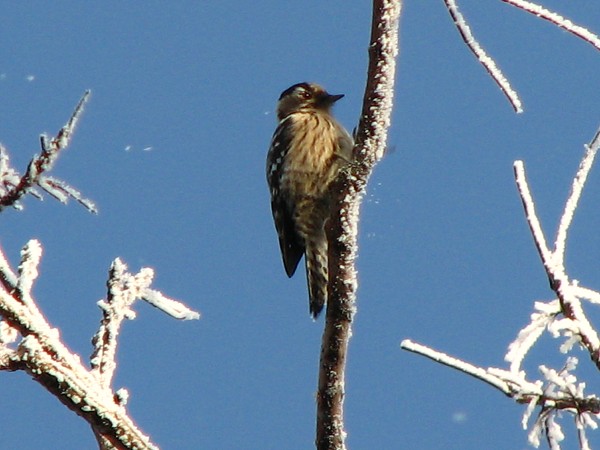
(0, 90), (97, 213)
(0, 241), (199, 449)
(402, 126), (600, 449)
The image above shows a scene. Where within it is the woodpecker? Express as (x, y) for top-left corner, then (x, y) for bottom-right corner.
(266, 82), (353, 318)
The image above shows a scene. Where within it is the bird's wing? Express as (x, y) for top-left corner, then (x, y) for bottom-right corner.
(266, 121), (305, 277)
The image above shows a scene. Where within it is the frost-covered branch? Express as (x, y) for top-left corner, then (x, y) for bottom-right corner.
(443, 0), (522, 112)
(0, 241), (199, 449)
(402, 126), (600, 449)
(402, 340), (600, 448)
(0, 90), (97, 213)
(317, 1), (402, 449)
(514, 161), (553, 268)
(554, 130), (600, 265)
(501, 0), (600, 52)
(401, 339), (538, 394)
(91, 258), (199, 388)
(401, 341), (600, 415)
(442, 1), (600, 112)
(513, 128), (600, 371)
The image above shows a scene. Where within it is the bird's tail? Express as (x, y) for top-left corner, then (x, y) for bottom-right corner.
(305, 243), (328, 318)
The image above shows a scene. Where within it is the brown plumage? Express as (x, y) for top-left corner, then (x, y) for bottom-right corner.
(266, 82), (353, 318)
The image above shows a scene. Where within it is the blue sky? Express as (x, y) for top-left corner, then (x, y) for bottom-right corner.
(1, 2), (600, 449)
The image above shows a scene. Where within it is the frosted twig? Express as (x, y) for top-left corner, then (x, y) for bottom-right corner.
(526, 359), (600, 449)
(443, 0), (522, 112)
(556, 283), (600, 367)
(404, 126), (600, 448)
(0, 245), (158, 449)
(572, 285), (600, 305)
(15, 334), (158, 450)
(555, 130), (600, 265)
(15, 240), (42, 304)
(91, 258), (200, 388)
(142, 289), (200, 320)
(0, 321), (18, 346)
(443, 0), (600, 113)
(401, 340), (600, 414)
(501, 0), (600, 52)
(505, 300), (560, 373)
(91, 259), (138, 388)
(0, 144), (20, 200)
(0, 144), (9, 174)
(513, 161), (553, 267)
(54, 90), (89, 149)
(0, 90), (95, 212)
(513, 128), (600, 369)
(39, 177), (98, 213)
(0, 244), (17, 290)
(401, 339), (516, 393)
(576, 411), (597, 450)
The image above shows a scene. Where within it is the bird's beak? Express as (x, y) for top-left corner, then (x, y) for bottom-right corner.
(326, 93), (344, 104)
(318, 93), (344, 108)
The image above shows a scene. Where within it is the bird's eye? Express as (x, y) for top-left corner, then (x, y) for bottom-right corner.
(300, 90), (312, 99)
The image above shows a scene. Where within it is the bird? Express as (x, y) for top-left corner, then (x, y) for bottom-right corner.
(266, 82), (354, 318)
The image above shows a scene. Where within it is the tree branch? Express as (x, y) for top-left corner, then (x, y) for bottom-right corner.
(443, 0), (522, 112)
(442, 0), (600, 113)
(402, 126), (600, 448)
(514, 128), (600, 370)
(501, 0), (600, 52)
(0, 241), (199, 449)
(316, 1), (402, 449)
(0, 90), (96, 213)
(401, 340), (600, 414)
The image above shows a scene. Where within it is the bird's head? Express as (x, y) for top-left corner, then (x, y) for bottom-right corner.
(276, 82), (344, 121)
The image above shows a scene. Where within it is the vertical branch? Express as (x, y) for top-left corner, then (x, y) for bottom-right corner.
(90, 259), (137, 388)
(316, 1), (402, 449)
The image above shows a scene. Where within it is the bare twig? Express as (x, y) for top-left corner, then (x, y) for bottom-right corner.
(316, 1), (402, 449)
